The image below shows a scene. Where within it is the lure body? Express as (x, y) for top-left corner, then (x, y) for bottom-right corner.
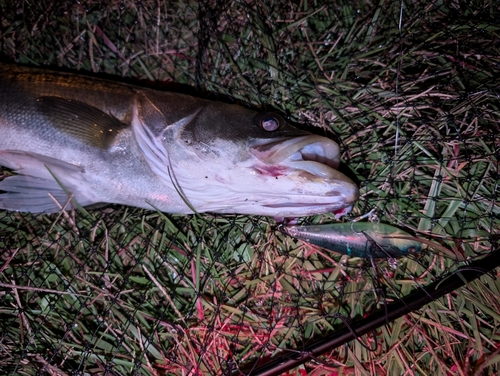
(285, 222), (422, 258)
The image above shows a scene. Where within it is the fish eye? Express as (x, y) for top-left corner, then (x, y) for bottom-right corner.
(256, 113), (283, 132)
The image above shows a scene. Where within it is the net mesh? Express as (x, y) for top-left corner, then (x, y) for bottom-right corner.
(0, 0), (499, 375)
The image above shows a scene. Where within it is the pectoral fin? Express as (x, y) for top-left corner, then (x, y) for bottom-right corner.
(0, 151), (98, 213)
(37, 96), (129, 149)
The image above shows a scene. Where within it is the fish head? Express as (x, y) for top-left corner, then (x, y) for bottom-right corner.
(137, 95), (359, 217)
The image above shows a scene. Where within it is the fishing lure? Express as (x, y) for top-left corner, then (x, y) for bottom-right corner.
(284, 222), (422, 258)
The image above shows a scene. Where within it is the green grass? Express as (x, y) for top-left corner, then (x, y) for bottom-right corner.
(1, 0), (500, 375)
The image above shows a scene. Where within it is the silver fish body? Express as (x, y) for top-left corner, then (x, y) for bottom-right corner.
(0, 63), (359, 216)
(285, 222), (422, 258)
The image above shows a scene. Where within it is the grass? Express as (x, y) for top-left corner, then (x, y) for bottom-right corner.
(1, 0), (500, 375)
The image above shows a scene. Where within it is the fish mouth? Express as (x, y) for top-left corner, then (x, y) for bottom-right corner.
(249, 135), (343, 179)
(248, 135), (359, 216)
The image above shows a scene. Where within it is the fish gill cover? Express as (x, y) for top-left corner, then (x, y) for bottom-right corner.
(0, 0), (499, 375)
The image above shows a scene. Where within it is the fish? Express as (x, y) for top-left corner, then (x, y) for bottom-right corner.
(284, 222), (422, 258)
(0, 63), (359, 217)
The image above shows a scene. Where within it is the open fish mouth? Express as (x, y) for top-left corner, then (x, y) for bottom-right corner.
(247, 134), (359, 217)
(249, 135), (344, 180)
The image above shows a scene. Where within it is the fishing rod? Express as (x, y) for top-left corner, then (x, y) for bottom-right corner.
(241, 247), (500, 376)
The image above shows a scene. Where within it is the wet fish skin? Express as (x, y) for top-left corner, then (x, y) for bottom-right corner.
(0, 63), (359, 216)
(285, 222), (422, 258)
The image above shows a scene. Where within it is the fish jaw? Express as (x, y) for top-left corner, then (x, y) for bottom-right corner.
(247, 135), (359, 216)
(250, 135), (341, 169)
(160, 134), (359, 217)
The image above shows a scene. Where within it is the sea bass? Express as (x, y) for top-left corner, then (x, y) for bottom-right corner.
(0, 63), (358, 217)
